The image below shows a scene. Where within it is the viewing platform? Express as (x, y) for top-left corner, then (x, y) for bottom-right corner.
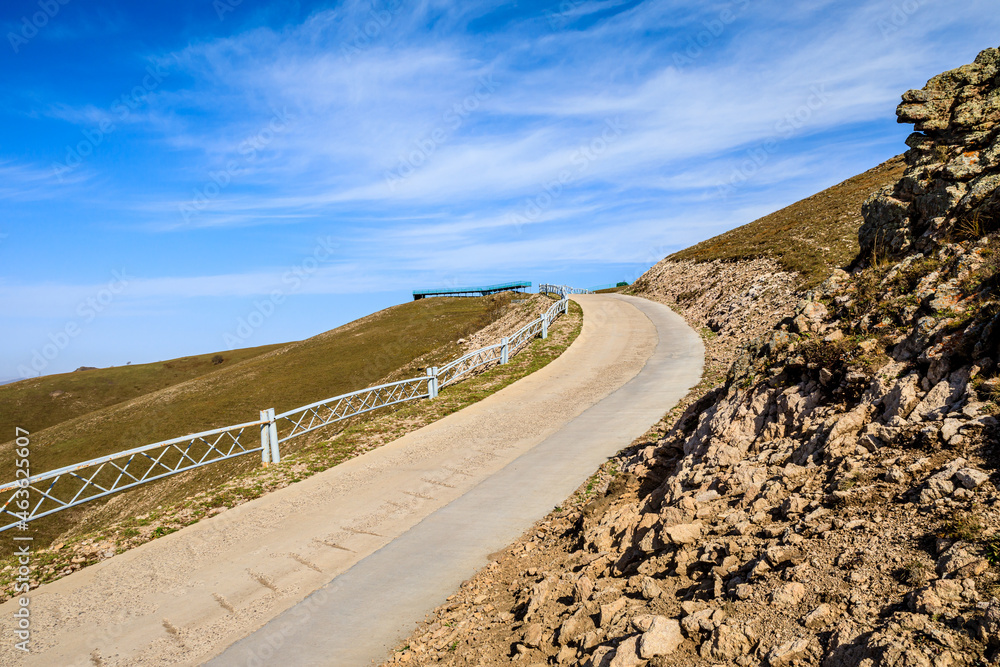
(412, 281), (531, 300)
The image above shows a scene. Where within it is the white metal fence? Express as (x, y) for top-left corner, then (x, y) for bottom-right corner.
(0, 293), (580, 532)
(539, 283), (593, 296)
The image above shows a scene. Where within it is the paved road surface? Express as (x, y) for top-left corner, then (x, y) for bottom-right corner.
(0, 295), (702, 666)
(210, 295), (703, 666)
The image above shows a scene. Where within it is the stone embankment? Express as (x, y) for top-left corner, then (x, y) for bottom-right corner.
(388, 45), (1000, 667)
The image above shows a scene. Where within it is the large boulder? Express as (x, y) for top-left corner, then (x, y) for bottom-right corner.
(859, 46), (1000, 262)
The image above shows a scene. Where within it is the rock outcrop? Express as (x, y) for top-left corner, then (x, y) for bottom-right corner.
(387, 46), (1000, 667)
(861, 47), (1000, 261)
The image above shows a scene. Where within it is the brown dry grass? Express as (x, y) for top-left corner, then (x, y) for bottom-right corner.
(0, 302), (583, 591)
(0, 344), (283, 441)
(0, 295), (530, 554)
(669, 155), (906, 286)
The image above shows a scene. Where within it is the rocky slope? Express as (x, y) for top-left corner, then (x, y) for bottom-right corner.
(630, 258), (800, 402)
(386, 46), (1000, 666)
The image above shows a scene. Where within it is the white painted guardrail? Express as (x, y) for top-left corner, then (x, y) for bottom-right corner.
(539, 283), (593, 296)
(0, 292), (581, 532)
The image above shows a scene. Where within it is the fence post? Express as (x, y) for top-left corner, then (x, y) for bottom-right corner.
(501, 337), (509, 364)
(541, 314), (548, 340)
(427, 367), (439, 399)
(267, 408), (280, 463)
(260, 410), (271, 465)
(563, 298), (569, 315)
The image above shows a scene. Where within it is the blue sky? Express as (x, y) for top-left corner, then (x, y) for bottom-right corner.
(1, 0), (998, 380)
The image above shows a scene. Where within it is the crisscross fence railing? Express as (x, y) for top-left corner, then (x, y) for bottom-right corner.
(272, 377), (432, 445)
(0, 290), (582, 532)
(539, 283), (593, 296)
(544, 298), (567, 323)
(0, 420), (264, 531)
(437, 343), (504, 388)
(508, 318), (544, 355)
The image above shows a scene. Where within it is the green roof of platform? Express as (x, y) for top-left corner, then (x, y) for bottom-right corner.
(412, 281), (531, 297)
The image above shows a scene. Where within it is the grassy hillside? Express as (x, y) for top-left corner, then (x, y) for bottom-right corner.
(669, 155), (906, 285)
(0, 299), (583, 577)
(0, 344), (284, 440)
(2, 295), (511, 478)
(0, 292), (553, 556)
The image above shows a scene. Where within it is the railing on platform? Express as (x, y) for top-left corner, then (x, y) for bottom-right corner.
(412, 281), (531, 300)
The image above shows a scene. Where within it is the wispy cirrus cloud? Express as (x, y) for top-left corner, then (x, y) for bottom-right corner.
(104, 0), (994, 226)
(3, 0), (1000, 376)
(0, 159), (90, 200)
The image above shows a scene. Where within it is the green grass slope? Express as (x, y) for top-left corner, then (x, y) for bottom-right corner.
(669, 155), (907, 285)
(0, 293), (537, 554)
(2, 295), (507, 479)
(0, 344), (283, 440)
(0, 298), (582, 570)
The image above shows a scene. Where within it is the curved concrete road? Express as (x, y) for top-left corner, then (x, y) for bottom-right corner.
(0, 295), (702, 666)
(210, 295), (703, 667)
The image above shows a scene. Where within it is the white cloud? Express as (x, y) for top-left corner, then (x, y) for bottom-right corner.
(118, 0), (995, 223)
(9, 1), (1000, 305)
(0, 159), (91, 200)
